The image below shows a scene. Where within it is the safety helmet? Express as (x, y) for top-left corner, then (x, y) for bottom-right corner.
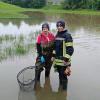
(42, 23), (50, 30)
(56, 20), (65, 28)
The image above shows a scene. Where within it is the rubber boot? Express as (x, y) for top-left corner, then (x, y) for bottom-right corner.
(37, 68), (43, 81)
(45, 69), (50, 77)
(45, 64), (51, 78)
(62, 79), (68, 91)
(37, 72), (41, 81)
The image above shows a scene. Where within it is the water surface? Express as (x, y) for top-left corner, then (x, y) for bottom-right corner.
(0, 12), (100, 100)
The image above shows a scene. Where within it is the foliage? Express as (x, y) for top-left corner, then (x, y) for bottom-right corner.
(1, 0), (46, 8)
(62, 0), (100, 10)
(32, 0), (46, 8)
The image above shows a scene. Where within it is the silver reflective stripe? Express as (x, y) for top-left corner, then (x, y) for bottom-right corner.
(53, 50), (55, 54)
(55, 37), (65, 41)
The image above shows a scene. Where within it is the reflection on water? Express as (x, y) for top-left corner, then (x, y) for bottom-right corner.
(0, 12), (100, 100)
(0, 22), (56, 62)
(18, 78), (67, 100)
(0, 21), (56, 35)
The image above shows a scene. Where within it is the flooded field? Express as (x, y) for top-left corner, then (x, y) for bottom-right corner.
(0, 12), (100, 100)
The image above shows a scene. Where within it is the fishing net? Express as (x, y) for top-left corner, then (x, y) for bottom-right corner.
(17, 59), (45, 91)
(17, 66), (36, 91)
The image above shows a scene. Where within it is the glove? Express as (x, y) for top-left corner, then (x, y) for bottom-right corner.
(40, 56), (45, 63)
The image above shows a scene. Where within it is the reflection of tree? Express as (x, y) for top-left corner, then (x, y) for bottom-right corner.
(23, 11), (46, 24)
(35, 78), (67, 100)
(0, 11), (46, 26)
(60, 13), (100, 33)
(0, 13), (99, 31)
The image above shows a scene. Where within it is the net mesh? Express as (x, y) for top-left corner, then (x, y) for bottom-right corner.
(17, 59), (45, 92)
(17, 66), (36, 91)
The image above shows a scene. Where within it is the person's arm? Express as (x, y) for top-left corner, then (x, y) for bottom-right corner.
(64, 33), (74, 75)
(63, 33), (74, 65)
(65, 33), (74, 56)
(36, 43), (42, 57)
(36, 35), (42, 57)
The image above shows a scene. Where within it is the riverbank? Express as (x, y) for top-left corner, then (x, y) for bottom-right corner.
(0, 2), (100, 18)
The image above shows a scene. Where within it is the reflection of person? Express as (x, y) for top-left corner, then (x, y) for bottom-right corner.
(53, 20), (74, 90)
(35, 78), (67, 100)
(36, 23), (55, 81)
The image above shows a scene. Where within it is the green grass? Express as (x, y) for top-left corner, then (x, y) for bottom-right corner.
(0, 2), (100, 18)
(39, 5), (100, 15)
(0, 1), (28, 18)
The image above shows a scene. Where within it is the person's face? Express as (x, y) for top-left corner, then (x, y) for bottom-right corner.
(42, 27), (49, 34)
(57, 25), (64, 32)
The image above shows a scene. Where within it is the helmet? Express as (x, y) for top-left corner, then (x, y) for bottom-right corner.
(56, 20), (65, 28)
(42, 23), (50, 30)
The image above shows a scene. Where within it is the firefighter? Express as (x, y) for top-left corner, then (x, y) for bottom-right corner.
(36, 23), (55, 81)
(53, 20), (74, 90)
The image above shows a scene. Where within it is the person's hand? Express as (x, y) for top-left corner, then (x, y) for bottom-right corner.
(40, 56), (45, 63)
(63, 60), (67, 65)
(64, 66), (71, 76)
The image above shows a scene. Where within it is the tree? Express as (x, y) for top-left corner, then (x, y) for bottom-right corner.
(62, 0), (83, 9)
(32, 0), (46, 8)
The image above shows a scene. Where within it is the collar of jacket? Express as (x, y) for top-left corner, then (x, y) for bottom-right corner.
(57, 30), (68, 34)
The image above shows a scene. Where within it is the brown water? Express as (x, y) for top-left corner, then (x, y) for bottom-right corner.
(0, 12), (100, 100)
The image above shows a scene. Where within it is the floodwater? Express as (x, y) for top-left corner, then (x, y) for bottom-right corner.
(0, 12), (100, 100)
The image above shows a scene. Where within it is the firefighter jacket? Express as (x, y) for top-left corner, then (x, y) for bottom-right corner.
(53, 30), (74, 66)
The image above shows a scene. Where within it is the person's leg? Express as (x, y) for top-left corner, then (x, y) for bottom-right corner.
(35, 57), (43, 81)
(57, 66), (63, 85)
(44, 55), (52, 77)
(45, 61), (52, 77)
(58, 67), (68, 90)
(62, 78), (68, 90)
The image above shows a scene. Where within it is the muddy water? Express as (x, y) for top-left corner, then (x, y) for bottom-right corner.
(0, 12), (100, 100)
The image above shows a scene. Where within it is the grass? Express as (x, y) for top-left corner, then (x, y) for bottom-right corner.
(0, 2), (100, 18)
(0, 1), (28, 18)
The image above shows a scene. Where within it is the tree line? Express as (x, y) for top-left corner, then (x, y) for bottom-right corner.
(1, 0), (46, 8)
(1, 0), (100, 10)
(62, 0), (100, 10)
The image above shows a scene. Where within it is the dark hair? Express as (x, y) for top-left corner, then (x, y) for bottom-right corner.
(42, 23), (50, 30)
(56, 20), (65, 28)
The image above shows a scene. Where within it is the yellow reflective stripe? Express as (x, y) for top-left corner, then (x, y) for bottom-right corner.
(53, 59), (64, 66)
(64, 54), (71, 59)
(53, 60), (71, 66)
(55, 59), (63, 63)
(65, 42), (73, 47)
(55, 63), (65, 66)
(63, 41), (66, 57)
(63, 40), (71, 59)
(53, 61), (65, 66)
